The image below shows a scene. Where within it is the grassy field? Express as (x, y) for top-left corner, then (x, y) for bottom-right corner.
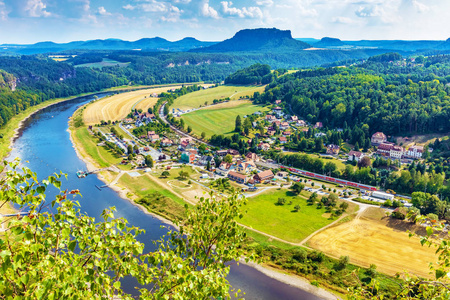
(181, 101), (269, 138)
(239, 189), (336, 243)
(171, 85), (266, 111)
(284, 152), (348, 171)
(307, 207), (439, 278)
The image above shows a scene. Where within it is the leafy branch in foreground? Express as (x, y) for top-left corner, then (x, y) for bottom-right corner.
(0, 159), (253, 299)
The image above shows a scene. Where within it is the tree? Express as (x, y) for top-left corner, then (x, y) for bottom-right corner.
(358, 156), (372, 168)
(144, 155), (154, 168)
(201, 132), (206, 139)
(127, 144), (133, 154)
(235, 115), (242, 132)
(224, 154), (233, 163)
(206, 160), (211, 171)
(179, 170), (189, 179)
(187, 126), (192, 133)
(294, 204), (301, 212)
(0, 160), (253, 299)
(291, 182), (305, 195)
(161, 170), (170, 178)
(277, 197), (286, 205)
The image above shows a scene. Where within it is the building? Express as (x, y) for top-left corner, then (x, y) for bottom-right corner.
(228, 171), (248, 184)
(279, 136), (288, 144)
(254, 170), (274, 183)
(216, 149), (228, 157)
(372, 191), (394, 201)
(245, 152), (260, 162)
(291, 116), (298, 122)
(236, 161), (254, 174)
(282, 130), (291, 136)
(297, 120), (306, 127)
(148, 134), (160, 143)
(377, 142), (395, 156)
(314, 122), (323, 129)
(371, 132), (387, 146)
(161, 138), (173, 146)
(314, 132), (326, 138)
(390, 145), (404, 159)
(180, 151), (196, 164)
(199, 155), (215, 167)
(258, 142), (270, 151)
(406, 145), (424, 159)
(216, 162), (233, 176)
(280, 122), (289, 130)
(326, 144), (340, 155)
(348, 150), (364, 162)
(265, 115), (276, 121)
(275, 99), (282, 104)
(273, 106), (282, 111)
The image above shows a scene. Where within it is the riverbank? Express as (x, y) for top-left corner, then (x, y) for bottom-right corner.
(68, 103), (340, 299)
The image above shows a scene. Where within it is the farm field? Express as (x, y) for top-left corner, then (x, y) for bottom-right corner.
(239, 189), (355, 243)
(180, 101), (269, 138)
(307, 207), (439, 278)
(75, 58), (130, 68)
(171, 84), (266, 111)
(83, 86), (183, 125)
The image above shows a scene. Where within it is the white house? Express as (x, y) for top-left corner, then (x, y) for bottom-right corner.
(389, 145), (404, 159)
(406, 145), (424, 159)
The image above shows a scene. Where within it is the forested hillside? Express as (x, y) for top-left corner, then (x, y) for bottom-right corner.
(255, 53), (450, 135)
(224, 63), (273, 84)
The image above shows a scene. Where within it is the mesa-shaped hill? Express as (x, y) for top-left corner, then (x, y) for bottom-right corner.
(314, 37), (346, 48)
(193, 28), (310, 52)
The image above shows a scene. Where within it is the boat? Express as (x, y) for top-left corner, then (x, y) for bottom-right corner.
(76, 170), (88, 178)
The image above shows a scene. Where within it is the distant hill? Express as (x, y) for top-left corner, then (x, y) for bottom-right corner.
(193, 28), (310, 53)
(0, 38), (216, 55)
(314, 37), (345, 48)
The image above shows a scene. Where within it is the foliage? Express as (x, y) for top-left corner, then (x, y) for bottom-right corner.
(0, 159), (253, 299)
(224, 63), (272, 85)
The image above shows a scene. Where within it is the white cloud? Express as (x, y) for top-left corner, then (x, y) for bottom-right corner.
(97, 6), (111, 16)
(0, 1), (7, 20)
(24, 0), (50, 17)
(255, 0), (273, 6)
(331, 16), (356, 24)
(221, 1), (263, 18)
(412, 0), (429, 13)
(123, 4), (135, 10)
(201, 1), (219, 18)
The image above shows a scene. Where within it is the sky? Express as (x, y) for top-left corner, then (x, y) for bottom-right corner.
(0, 0), (449, 44)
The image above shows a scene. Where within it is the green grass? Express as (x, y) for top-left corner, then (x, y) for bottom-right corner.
(284, 151), (348, 171)
(171, 85), (266, 111)
(75, 58), (130, 69)
(181, 102), (269, 138)
(240, 189), (335, 243)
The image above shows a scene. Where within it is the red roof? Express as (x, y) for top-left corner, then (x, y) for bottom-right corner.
(228, 171), (247, 180)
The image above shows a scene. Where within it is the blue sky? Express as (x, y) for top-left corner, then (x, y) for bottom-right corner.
(0, 0), (449, 44)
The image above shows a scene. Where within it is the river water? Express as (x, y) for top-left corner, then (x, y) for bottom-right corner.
(8, 94), (322, 300)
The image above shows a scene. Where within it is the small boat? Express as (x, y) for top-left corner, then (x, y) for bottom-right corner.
(76, 170), (88, 178)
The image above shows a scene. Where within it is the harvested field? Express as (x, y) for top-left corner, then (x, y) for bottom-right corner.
(308, 208), (439, 278)
(395, 133), (450, 148)
(83, 86), (182, 125)
(134, 97), (158, 112)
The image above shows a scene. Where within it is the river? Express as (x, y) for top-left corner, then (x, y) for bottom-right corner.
(8, 93), (323, 300)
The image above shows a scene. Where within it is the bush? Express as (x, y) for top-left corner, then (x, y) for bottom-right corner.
(276, 197), (286, 205)
(292, 249), (307, 263)
(307, 251), (324, 263)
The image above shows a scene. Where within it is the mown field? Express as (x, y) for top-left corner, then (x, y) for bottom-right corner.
(171, 84), (266, 111)
(180, 101), (269, 137)
(239, 189), (342, 243)
(307, 207), (439, 278)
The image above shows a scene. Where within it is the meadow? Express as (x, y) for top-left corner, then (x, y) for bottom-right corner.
(171, 84), (266, 111)
(180, 101), (269, 137)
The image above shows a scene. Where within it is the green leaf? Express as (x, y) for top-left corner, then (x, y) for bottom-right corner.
(113, 281), (121, 289)
(436, 269), (445, 279)
(68, 241), (77, 252)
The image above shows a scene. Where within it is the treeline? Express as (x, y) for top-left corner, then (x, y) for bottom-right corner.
(254, 55), (450, 135)
(224, 63), (273, 85)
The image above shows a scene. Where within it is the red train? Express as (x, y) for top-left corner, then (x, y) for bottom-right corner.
(280, 166), (377, 191)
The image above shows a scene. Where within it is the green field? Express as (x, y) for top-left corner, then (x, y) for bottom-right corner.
(181, 102), (269, 138)
(171, 85), (266, 111)
(240, 189), (335, 243)
(75, 58), (130, 69)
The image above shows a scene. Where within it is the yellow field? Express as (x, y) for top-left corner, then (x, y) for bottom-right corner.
(83, 86), (182, 125)
(134, 97), (159, 112)
(308, 208), (438, 278)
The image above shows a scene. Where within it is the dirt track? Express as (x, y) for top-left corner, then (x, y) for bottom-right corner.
(308, 216), (439, 278)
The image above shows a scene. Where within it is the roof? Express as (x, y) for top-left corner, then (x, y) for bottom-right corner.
(327, 144), (340, 149)
(219, 162), (232, 170)
(372, 132), (387, 139)
(201, 155), (214, 162)
(228, 171), (247, 180)
(279, 136), (287, 141)
(348, 150), (363, 157)
(378, 142), (394, 150)
(409, 145), (424, 152)
(391, 145), (404, 152)
(256, 170), (274, 180)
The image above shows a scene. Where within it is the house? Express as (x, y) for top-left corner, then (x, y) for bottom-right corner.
(258, 142), (270, 151)
(280, 122), (289, 130)
(252, 121), (257, 128)
(275, 100), (282, 104)
(227, 149), (240, 156)
(228, 171), (248, 184)
(279, 136), (288, 144)
(267, 129), (276, 136)
(314, 132), (326, 138)
(273, 120), (281, 127)
(161, 138), (173, 147)
(282, 130), (291, 136)
(216, 149), (228, 157)
(124, 118), (134, 123)
(377, 142), (395, 156)
(180, 151), (196, 164)
(297, 120), (307, 127)
(314, 122), (323, 129)
(236, 161), (252, 174)
(254, 170), (274, 183)
(348, 150), (365, 162)
(265, 115), (276, 121)
(390, 145), (404, 159)
(253, 111), (262, 116)
(406, 145), (424, 159)
(326, 144), (340, 155)
(135, 120), (144, 127)
(216, 162), (233, 176)
(291, 115), (298, 122)
(273, 106), (282, 111)
(199, 155), (215, 167)
(245, 152), (260, 162)
(179, 140), (190, 150)
(371, 132), (387, 146)
(149, 134), (160, 143)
